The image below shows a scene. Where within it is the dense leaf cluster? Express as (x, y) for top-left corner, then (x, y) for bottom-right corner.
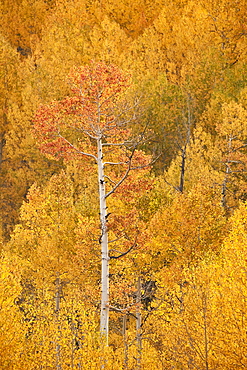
(1, 0), (247, 368)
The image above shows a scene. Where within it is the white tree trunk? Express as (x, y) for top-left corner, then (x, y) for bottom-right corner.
(136, 277), (142, 369)
(97, 138), (109, 342)
(55, 275), (62, 370)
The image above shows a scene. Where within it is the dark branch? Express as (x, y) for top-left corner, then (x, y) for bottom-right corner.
(110, 242), (136, 260)
(105, 148), (136, 198)
(108, 305), (137, 319)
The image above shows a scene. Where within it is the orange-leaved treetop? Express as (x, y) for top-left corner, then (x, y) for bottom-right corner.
(33, 61), (150, 344)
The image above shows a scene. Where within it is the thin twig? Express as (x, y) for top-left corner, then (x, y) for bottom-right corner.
(110, 243), (136, 260)
(57, 134), (97, 160)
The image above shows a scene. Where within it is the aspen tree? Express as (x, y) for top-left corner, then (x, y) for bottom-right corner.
(34, 61), (150, 343)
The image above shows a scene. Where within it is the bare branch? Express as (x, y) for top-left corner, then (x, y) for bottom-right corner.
(130, 152), (162, 171)
(58, 133), (97, 161)
(102, 142), (126, 146)
(105, 155), (133, 198)
(109, 242), (136, 260)
(108, 305), (137, 319)
(103, 161), (127, 166)
(105, 149), (160, 198)
(108, 235), (125, 244)
(103, 138), (140, 147)
(232, 144), (247, 152)
(104, 174), (117, 185)
(81, 128), (99, 140)
(164, 178), (181, 192)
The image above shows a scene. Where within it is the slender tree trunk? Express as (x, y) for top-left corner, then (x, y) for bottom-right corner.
(202, 293), (209, 370)
(97, 137), (109, 343)
(221, 164), (230, 209)
(178, 147), (186, 193)
(70, 300), (75, 370)
(177, 93), (192, 193)
(55, 275), (62, 370)
(136, 277), (142, 369)
(0, 101), (7, 166)
(123, 314), (129, 369)
(221, 135), (233, 210)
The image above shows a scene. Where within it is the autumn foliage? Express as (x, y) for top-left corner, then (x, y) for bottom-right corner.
(1, 0), (247, 368)
(34, 62), (130, 159)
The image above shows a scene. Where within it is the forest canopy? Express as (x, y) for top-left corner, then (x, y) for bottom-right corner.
(1, 0), (247, 368)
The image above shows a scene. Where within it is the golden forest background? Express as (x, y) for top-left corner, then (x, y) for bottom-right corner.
(1, 0), (247, 368)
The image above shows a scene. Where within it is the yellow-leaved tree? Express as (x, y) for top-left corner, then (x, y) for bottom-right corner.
(0, 251), (27, 369)
(8, 170), (102, 368)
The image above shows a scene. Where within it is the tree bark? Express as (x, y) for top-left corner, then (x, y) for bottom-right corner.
(97, 137), (109, 343)
(136, 277), (142, 369)
(55, 275), (62, 370)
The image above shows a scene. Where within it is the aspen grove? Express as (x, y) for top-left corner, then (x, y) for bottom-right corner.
(1, 0), (247, 368)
